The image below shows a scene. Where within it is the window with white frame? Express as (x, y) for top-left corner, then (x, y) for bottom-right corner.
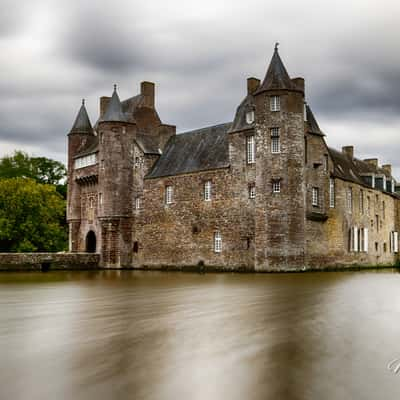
(99, 193), (103, 205)
(214, 231), (222, 253)
(74, 153), (97, 169)
(347, 187), (353, 213)
(390, 231), (399, 253)
(270, 128), (280, 153)
(204, 181), (212, 201)
(270, 96), (280, 112)
(246, 135), (255, 164)
(246, 110), (255, 124)
(135, 197), (141, 210)
(329, 178), (335, 208)
(165, 185), (173, 205)
(249, 184), (256, 199)
(272, 179), (281, 193)
(312, 187), (319, 207)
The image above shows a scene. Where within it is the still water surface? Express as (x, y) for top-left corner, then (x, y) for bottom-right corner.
(0, 270), (400, 399)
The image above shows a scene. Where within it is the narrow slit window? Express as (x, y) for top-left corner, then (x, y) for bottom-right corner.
(329, 178), (335, 208)
(249, 184), (256, 199)
(272, 179), (281, 193)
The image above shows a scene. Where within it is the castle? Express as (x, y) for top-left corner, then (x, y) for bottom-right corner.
(67, 46), (400, 271)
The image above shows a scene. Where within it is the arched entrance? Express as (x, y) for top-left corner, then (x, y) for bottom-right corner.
(85, 231), (97, 253)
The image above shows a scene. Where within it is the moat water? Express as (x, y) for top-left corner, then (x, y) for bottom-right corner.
(0, 270), (400, 399)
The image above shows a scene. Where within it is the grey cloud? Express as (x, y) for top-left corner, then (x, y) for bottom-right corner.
(0, 0), (399, 180)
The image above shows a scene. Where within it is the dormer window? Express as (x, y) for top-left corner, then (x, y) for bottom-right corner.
(270, 96), (280, 112)
(246, 110), (255, 124)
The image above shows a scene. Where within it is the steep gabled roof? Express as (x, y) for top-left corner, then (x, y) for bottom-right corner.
(256, 46), (295, 94)
(328, 147), (395, 191)
(135, 134), (161, 155)
(146, 123), (231, 179)
(69, 100), (94, 135)
(99, 86), (128, 123)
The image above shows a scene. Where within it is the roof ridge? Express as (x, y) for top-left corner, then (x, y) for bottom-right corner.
(178, 122), (232, 136)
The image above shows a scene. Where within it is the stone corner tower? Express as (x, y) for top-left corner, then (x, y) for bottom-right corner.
(67, 99), (95, 251)
(254, 44), (306, 270)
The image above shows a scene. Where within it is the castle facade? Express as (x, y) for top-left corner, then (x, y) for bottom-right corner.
(67, 47), (400, 270)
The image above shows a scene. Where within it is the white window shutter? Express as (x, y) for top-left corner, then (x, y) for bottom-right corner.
(353, 227), (358, 252)
(364, 228), (368, 253)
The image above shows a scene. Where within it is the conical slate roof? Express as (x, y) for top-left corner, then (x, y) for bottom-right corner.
(256, 45), (295, 93)
(306, 105), (324, 136)
(100, 85), (128, 123)
(69, 100), (94, 135)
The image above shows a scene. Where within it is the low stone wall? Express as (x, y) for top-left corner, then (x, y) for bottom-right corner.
(0, 253), (100, 271)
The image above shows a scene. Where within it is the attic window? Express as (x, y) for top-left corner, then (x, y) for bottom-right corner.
(246, 111), (255, 124)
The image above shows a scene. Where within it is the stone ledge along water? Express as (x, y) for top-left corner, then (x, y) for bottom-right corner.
(0, 253), (100, 271)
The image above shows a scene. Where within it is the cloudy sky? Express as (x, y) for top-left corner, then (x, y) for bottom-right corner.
(1, 0), (399, 174)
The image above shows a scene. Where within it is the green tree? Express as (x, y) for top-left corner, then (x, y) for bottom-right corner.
(0, 151), (67, 197)
(0, 178), (67, 252)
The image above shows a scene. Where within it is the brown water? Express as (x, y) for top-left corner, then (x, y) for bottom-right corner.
(0, 270), (400, 400)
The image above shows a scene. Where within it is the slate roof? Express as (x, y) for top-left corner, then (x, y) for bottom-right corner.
(69, 101), (94, 135)
(99, 86), (128, 123)
(328, 147), (395, 190)
(74, 135), (99, 158)
(256, 47), (295, 94)
(306, 105), (324, 136)
(135, 133), (161, 155)
(146, 123), (232, 178)
(228, 94), (255, 133)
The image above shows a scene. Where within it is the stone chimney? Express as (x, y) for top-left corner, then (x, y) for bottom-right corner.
(141, 81), (155, 108)
(342, 146), (354, 159)
(247, 77), (260, 95)
(364, 158), (378, 168)
(382, 164), (392, 176)
(100, 96), (111, 118)
(292, 77), (305, 93)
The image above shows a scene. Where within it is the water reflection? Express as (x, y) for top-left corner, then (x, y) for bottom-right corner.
(0, 271), (399, 399)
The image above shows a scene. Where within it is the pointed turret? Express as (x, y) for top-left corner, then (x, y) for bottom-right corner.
(306, 105), (324, 136)
(69, 99), (94, 135)
(256, 43), (295, 94)
(99, 85), (127, 123)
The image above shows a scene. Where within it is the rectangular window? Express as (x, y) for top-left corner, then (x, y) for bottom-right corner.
(324, 154), (329, 172)
(394, 232), (399, 253)
(135, 197), (141, 210)
(246, 110), (255, 124)
(367, 196), (370, 215)
(270, 96), (281, 111)
(214, 231), (222, 253)
(329, 178), (335, 208)
(375, 215), (379, 232)
(362, 228), (369, 252)
(312, 187), (319, 207)
(347, 187), (353, 213)
(165, 185), (173, 205)
(99, 193), (103, 205)
(270, 128), (280, 153)
(359, 190), (364, 214)
(204, 181), (212, 201)
(249, 184), (256, 199)
(382, 201), (385, 220)
(246, 135), (255, 164)
(272, 179), (281, 193)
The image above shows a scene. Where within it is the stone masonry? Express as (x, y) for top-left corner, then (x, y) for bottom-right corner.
(67, 46), (400, 271)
